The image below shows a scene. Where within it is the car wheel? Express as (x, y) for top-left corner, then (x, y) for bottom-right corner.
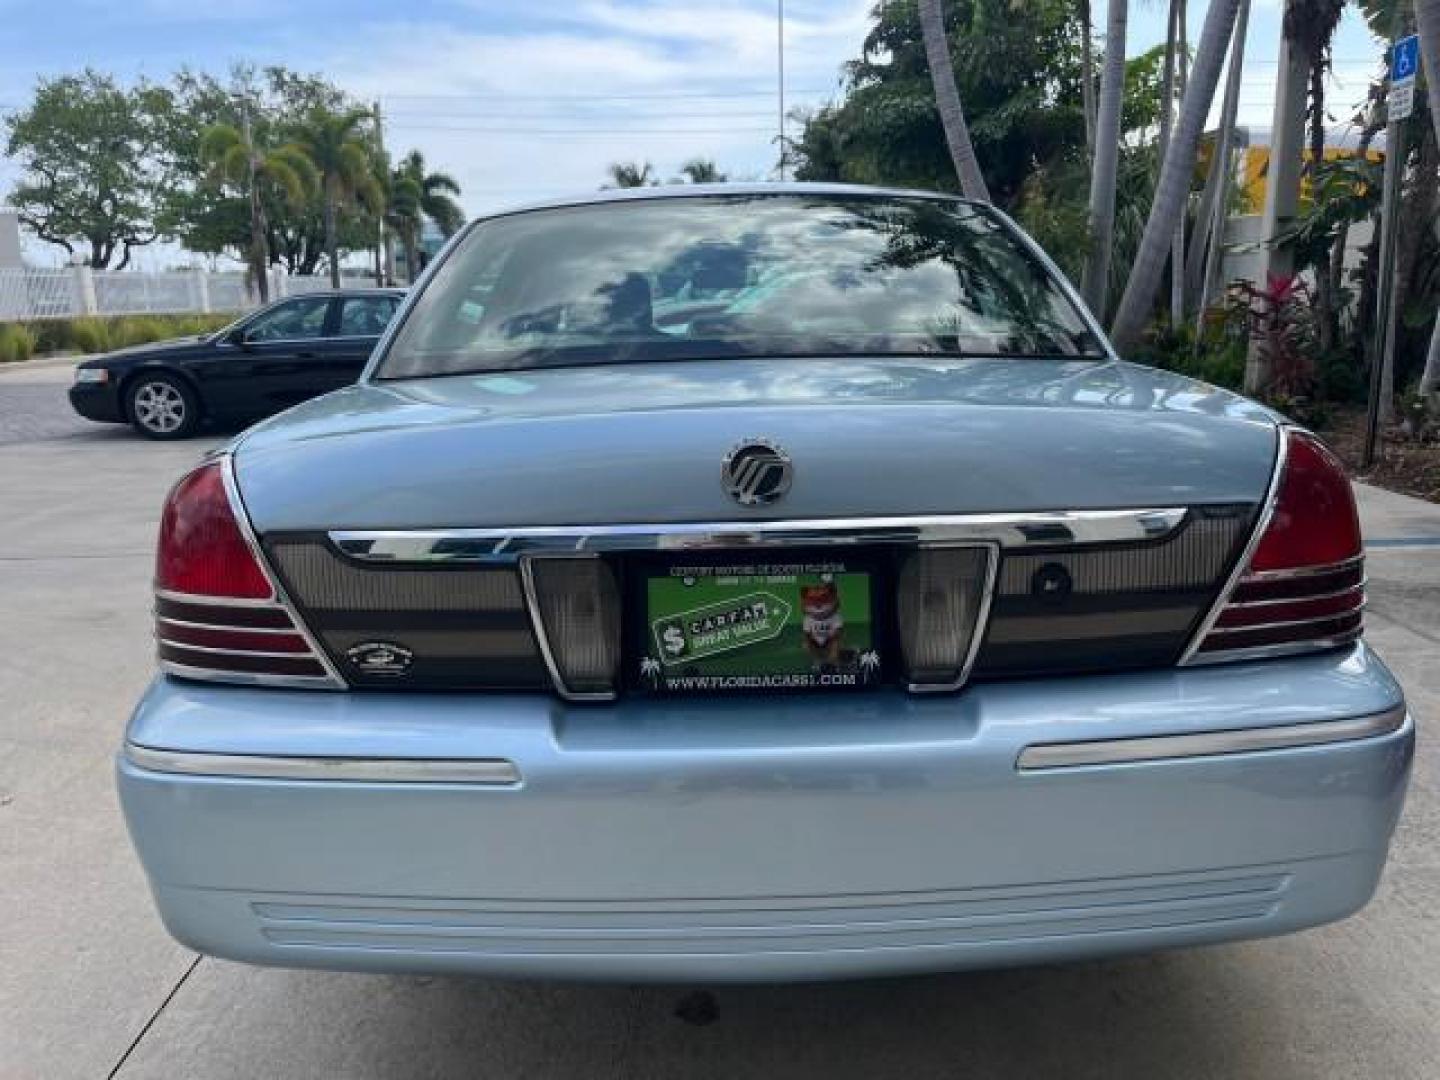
(126, 374), (200, 439)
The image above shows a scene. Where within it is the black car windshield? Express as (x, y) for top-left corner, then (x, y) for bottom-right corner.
(376, 194), (1105, 379)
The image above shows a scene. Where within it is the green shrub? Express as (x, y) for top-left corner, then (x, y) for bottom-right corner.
(10, 312), (236, 357)
(110, 316), (170, 349)
(69, 317), (111, 353)
(28, 319), (76, 353)
(0, 322), (38, 363)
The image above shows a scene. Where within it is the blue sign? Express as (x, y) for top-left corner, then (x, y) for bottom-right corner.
(1392, 35), (1419, 84)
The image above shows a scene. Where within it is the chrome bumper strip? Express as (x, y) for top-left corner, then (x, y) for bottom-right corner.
(330, 508), (1189, 563)
(1017, 706), (1406, 770)
(125, 744), (522, 785)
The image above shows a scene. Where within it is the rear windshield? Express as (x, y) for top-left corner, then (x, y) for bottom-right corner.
(376, 194), (1104, 380)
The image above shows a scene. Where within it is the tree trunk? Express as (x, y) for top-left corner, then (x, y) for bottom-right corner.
(1080, 0), (1097, 161)
(1328, 113), (1378, 308)
(1158, 0), (1178, 165)
(324, 178), (341, 289)
(917, 0), (991, 201)
(1387, 128), (1439, 416)
(1307, 29), (1338, 354)
(1081, 0), (1130, 316)
(1195, 0), (1252, 327)
(1170, 0), (1189, 325)
(403, 227), (419, 286)
(251, 187), (270, 305)
(1416, 0), (1440, 402)
(1110, 0), (1243, 352)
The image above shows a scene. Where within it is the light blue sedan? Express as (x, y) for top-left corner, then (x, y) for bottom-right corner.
(119, 185), (1412, 982)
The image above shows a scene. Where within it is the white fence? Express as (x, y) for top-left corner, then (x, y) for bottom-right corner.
(0, 266), (344, 321)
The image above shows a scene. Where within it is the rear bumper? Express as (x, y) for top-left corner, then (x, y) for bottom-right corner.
(118, 644), (1414, 982)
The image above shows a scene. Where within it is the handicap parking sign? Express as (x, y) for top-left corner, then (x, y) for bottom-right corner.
(1389, 35), (1420, 120)
(1392, 35), (1419, 84)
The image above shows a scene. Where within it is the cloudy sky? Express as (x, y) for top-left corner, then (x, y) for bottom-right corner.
(0, 0), (1388, 268)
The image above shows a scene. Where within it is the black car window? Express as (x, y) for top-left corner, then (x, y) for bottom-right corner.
(245, 298), (331, 343)
(336, 296), (398, 337)
(377, 194), (1105, 380)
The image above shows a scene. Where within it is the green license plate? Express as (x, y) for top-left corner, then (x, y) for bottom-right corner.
(640, 559), (881, 693)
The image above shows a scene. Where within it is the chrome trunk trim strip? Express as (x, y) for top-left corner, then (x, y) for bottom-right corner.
(1017, 705), (1405, 770)
(330, 508), (1189, 564)
(125, 743), (522, 785)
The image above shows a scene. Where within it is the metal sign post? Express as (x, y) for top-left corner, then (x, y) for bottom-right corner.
(1363, 33), (1420, 469)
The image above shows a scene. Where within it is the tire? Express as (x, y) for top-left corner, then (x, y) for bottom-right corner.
(126, 373), (200, 439)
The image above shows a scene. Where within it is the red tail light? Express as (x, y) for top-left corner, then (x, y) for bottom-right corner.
(154, 459), (340, 688)
(156, 462), (273, 599)
(1187, 429), (1364, 663)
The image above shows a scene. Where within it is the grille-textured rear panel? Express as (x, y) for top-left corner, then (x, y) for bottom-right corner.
(266, 537), (548, 689)
(973, 507), (1255, 678)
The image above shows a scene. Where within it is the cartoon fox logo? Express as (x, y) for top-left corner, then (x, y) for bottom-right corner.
(800, 582), (845, 667)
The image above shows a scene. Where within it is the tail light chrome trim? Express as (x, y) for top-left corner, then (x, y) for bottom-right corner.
(154, 457), (346, 691)
(1180, 428), (1365, 666)
(1178, 426), (1288, 666)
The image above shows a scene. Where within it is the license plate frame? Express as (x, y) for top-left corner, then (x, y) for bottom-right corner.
(625, 549), (894, 696)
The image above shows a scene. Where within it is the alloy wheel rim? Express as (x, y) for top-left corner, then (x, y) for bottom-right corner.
(133, 382), (186, 433)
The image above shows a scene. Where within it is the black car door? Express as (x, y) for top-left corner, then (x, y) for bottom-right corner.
(315, 294), (403, 392)
(215, 296), (337, 417)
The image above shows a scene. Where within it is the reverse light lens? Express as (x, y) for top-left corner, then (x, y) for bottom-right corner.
(155, 462), (273, 599)
(525, 557), (622, 697)
(897, 546), (994, 689)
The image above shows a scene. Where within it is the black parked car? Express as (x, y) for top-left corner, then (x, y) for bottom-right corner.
(68, 288), (405, 439)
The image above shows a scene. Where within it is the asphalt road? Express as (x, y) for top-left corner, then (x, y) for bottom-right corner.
(3, 358), (1437, 1079)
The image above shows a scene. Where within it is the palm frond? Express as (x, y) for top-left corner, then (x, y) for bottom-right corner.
(262, 157), (310, 209)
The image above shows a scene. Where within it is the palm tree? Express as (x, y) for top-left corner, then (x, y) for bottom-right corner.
(605, 161), (657, 188)
(1192, 0), (1252, 326)
(201, 114), (317, 303)
(918, 0), (990, 201)
(1413, 0), (1440, 404)
(679, 158), (728, 183)
(1110, 0), (1245, 352)
(1080, 0), (1098, 159)
(390, 150), (464, 284)
(1081, 0), (1129, 315)
(295, 107), (383, 288)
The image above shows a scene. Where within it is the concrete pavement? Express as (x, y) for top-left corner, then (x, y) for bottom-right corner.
(2, 359), (1437, 1078)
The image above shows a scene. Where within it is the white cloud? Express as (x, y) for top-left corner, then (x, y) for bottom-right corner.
(318, 2), (867, 215)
